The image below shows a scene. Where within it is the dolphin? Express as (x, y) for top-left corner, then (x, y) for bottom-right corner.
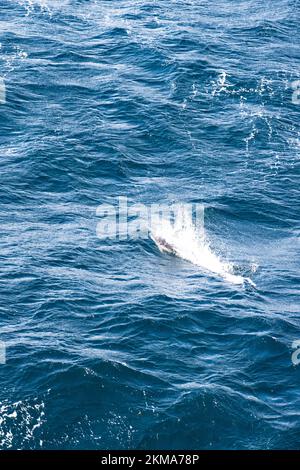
(151, 232), (256, 287)
(151, 235), (177, 255)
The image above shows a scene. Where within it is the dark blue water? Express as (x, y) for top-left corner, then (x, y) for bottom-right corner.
(0, 0), (300, 450)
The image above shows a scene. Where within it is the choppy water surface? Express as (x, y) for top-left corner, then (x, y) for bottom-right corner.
(0, 0), (299, 449)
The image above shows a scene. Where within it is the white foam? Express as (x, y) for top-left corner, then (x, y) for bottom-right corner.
(151, 206), (255, 287)
(18, 0), (70, 16)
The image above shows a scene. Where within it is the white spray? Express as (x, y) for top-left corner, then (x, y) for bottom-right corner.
(151, 206), (255, 287)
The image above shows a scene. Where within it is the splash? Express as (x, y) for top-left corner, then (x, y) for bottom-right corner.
(151, 207), (255, 287)
(18, 0), (70, 16)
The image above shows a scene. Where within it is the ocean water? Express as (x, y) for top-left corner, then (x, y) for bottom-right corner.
(0, 0), (300, 450)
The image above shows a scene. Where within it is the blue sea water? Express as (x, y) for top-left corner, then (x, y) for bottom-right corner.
(0, 0), (300, 450)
